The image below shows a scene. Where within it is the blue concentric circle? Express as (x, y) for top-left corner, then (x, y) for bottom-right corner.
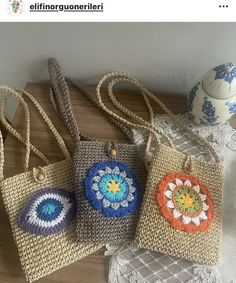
(18, 188), (76, 236)
(37, 199), (63, 222)
(99, 173), (129, 203)
(84, 161), (141, 217)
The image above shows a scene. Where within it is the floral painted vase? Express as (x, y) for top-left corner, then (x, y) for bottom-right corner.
(187, 62), (236, 125)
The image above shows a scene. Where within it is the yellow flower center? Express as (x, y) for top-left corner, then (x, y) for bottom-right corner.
(107, 180), (120, 193)
(180, 193), (194, 208)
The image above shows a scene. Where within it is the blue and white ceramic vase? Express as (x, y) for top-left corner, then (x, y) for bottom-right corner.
(187, 62), (236, 125)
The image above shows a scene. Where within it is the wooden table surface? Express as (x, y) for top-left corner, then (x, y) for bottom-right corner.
(0, 82), (199, 283)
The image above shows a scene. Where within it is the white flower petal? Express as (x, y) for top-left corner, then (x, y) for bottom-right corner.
(199, 211), (207, 220)
(192, 217), (200, 226)
(183, 215), (191, 224)
(129, 186), (136, 193)
(199, 194), (206, 201)
(103, 199), (110, 207)
(168, 183), (176, 191)
(167, 200), (174, 208)
(98, 170), (105, 176)
(126, 178), (133, 186)
(94, 176), (101, 182)
(184, 180), (192, 187)
(202, 202), (209, 211)
(105, 167), (112, 173)
(96, 191), (103, 200)
(92, 183), (99, 191)
(175, 178), (183, 186)
(114, 167), (120, 174)
(173, 209), (181, 218)
(111, 168), (116, 174)
(193, 185), (200, 193)
(121, 200), (128, 207)
(111, 203), (120, 210)
(165, 190), (172, 199)
(120, 171), (127, 178)
(127, 193), (134, 202)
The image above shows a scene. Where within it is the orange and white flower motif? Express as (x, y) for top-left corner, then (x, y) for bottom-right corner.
(157, 173), (214, 233)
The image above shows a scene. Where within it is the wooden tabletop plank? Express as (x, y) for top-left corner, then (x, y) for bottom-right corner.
(0, 82), (233, 283)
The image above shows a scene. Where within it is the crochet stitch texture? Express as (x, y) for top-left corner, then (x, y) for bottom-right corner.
(75, 141), (147, 245)
(157, 172), (214, 233)
(18, 188), (76, 236)
(84, 160), (140, 217)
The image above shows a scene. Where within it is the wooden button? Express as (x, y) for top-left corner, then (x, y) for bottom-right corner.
(109, 148), (117, 157)
(37, 173), (45, 182)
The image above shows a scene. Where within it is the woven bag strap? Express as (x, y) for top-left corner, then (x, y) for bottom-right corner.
(49, 78), (134, 142)
(48, 58), (80, 143)
(0, 129), (4, 181)
(96, 72), (220, 164)
(0, 86), (70, 178)
(48, 57), (154, 144)
(67, 77), (136, 141)
(0, 96), (50, 165)
(0, 86), (31, 175)
(17, 89), (70, 158)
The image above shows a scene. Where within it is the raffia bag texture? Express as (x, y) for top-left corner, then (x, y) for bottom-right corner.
(135, 144), (223, 265)
(94, 72), (224, 266)
(74, 141), (147, 244)
(0, 87), (100, 282)
(48, 58), (150, 244)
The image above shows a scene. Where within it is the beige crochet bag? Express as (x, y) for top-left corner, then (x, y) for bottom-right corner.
(95, 72), (224, 266)
(48, 59), (154, 245)
(0, 87), (100, 282)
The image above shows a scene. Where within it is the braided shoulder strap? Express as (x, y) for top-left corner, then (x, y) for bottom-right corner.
(0, 86), (31, 173)
(0, 129), (4, 181)
(17, 89), (70, 159)
(48, 58), (154, 143)
(0, 86), (71, 180)
(96, 72), (220, 164)
(48, 58), (80, 143)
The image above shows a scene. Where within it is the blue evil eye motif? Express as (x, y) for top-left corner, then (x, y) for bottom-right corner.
(226, 101), (236, 114)
(18, 188), (76, 236)
(84, 161), (140, 218)
(214, 63), (236, 84)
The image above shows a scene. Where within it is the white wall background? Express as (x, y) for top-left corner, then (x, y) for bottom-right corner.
(0, 22), (236, 119)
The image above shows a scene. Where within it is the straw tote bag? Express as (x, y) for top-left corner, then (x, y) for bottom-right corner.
(95, 72), (224, 266)
(48, 58), (151, 245)
(0, 87), (100, 282)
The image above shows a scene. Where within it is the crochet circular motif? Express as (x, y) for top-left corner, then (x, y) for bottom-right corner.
(85, 161), (140, 217)
(18, 188), (76, 236)
(157, 173), (214, 233)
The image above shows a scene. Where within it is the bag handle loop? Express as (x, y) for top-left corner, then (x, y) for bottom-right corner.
(96, 72), (220, 164)
(0, 86), (70, 180)
(48, 58), (155, 144)
(17, 89), (70, 158)
(0, 130), (4, 181)
(0, 86), (31, 176)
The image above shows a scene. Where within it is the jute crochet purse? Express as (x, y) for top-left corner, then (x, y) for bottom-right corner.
(95, 72), (224, 266)
(48, 58), (150, 245)
(0, 86), (100, 282)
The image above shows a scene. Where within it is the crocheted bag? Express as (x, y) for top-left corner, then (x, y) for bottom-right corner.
(95, 73), (224, 266)
(0, 87), (100, 282)
(48, 58), (150, 245)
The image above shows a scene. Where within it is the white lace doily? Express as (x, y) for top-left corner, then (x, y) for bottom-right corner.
(106, 114), (236, 283)
(106, 243), (222, 283)
(132, 113), (235, 165)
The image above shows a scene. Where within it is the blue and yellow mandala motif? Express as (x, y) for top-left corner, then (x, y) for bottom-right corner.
(84, 161), (140, 217)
